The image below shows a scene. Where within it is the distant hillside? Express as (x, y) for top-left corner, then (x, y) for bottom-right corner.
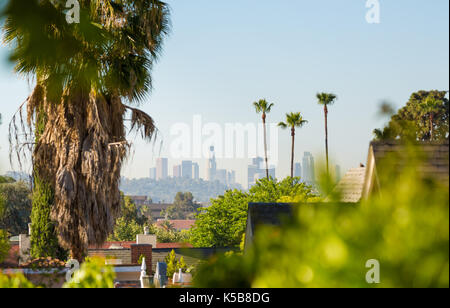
(119, 177), (242, 203)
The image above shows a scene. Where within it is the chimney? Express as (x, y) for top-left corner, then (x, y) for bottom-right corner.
(131, 244), (152, 273)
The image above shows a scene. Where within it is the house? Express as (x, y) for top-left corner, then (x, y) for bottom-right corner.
(244, 141), (449, 248)
(362, 141), (449, 199)
(127, 195), (149, 206)
(331, 167), (366, 203)
(155, 219), (196, 232)
(145, 203), (172, 221)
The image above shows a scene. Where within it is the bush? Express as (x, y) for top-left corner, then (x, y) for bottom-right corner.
(194, 162), (449, 288)
(0, 273), (36, 288)
(63, 257), (116, 288)
(190, 177), (318, 248)
(0, 229), (10, 264)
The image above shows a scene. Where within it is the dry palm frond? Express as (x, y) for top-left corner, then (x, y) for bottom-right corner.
(126, 105), (158, 142)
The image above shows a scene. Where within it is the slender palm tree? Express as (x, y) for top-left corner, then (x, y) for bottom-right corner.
(278, 112), (308, 178)
(253, 99), (275, 179)
(420, 96), (442, 141)
(3, 0), (171, 260)
(316, 92), (337, 174)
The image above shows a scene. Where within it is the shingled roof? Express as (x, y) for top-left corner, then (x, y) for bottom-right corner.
(362, 141), (449, 199)
(333, 167), (366, 203)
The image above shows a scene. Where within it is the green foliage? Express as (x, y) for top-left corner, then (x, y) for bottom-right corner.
(165, 249), (178, 278)
(30, 175), (67, 260)
(138, 254), (145, 265)
(316, 93), (338, 107)
(0, 181), (32, 235)
(278, 112), (308, 130)
(0, 229), (10, 264)
(64, 257), (116, 288)
(0, 273), (36, 288)
(374, 90), (449, 141)
(165, 250), (188, 278)
(178, 256), (187, 273)
(0, 176), (15, 184)
(194, 159), (449, 288)
(189, 177), (317, 248)
(164, 192), (201, 219)
(153, 226), (190, 244)
(109, 195), (147, 241)
(109, 217), (143, 242)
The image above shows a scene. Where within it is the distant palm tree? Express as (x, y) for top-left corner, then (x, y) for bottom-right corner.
(278, 112), (308, 178)
(316, 93), (337, 174)
(420, 96), (442, 141)
(253, 99), (275, 179)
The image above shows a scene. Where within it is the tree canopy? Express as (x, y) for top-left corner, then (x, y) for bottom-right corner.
(189, 177), (318, 248)
(374, 90), (449, 141)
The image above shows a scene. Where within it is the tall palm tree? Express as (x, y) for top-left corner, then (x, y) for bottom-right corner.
(3, 0), (170, 260)
(316, 92), (337, 174)
(420, 96), (442, 141)
(253, 99), (275, 179)
(278, 112), (308, 178)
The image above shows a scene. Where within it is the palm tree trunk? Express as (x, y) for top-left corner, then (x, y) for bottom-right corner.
(291, 127), (295, 178)
(324, 105), (329, 174)
(263, 115), (269, 179)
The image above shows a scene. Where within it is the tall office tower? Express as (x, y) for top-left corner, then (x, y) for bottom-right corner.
(173, 165), (181, 178)
(149, 167), (157, 180)
(252, 157), (264, 169)
(309, 154), (315, 183)
(181, 160), (193, 179)
(302, 152), (316, 184)
(294, 163), (302, 178)
(216, 169), (227, 185)
(207, 146), (217, 181)
(248, 157), (268, 189)
(192, 163), (200, 180)
(302, 152), (311, 182)
(335, 165), (341, 183)
(156, 158), (168, 180)
(227, 170), (236, 186)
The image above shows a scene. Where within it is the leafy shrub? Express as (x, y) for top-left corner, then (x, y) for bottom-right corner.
(190, 177), (318, 248)
(0, 229), (10, 264)
(0, 273), (36, 288)
(63, 257), (116, 288)
(194, 161), (449, 288)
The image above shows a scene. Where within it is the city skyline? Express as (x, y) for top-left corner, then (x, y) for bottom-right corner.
(0, 0), (448, 187)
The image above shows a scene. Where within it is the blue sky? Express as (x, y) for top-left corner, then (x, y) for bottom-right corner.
(0, 0), (449, 186)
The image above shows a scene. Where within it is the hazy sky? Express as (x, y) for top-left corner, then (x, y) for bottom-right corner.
(0, 0), (449, 187)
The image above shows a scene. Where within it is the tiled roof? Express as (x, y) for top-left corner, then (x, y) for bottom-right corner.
(155, 243), (193, 249)
(155, 220), (196, 231)
(333, 167), (366, 203)
(88, 241), (193, 250)
(89, 241), (135, 249)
